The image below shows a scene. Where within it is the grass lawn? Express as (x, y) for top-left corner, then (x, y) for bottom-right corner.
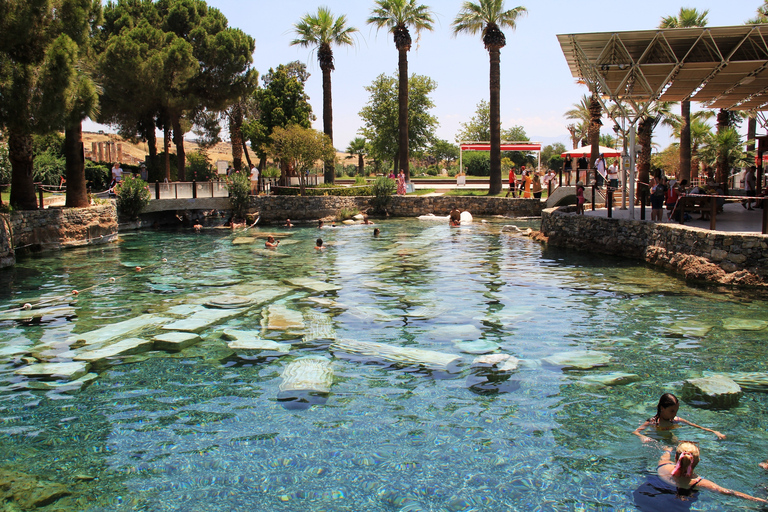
(408, 188), (436, 196)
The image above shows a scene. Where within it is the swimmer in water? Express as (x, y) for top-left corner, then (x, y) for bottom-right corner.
(265, 236), (279, 248)
(634, 393), (725, 443)
(315, 238), (324, 250)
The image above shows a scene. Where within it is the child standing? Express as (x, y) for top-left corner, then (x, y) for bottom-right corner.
(576, 181), (585, 215)
(633, 393), (725, 443)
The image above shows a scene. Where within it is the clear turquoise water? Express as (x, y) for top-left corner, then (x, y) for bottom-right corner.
(1, 218), (767, 511)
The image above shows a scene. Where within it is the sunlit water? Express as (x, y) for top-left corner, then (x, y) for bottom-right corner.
(1, 218), (767, 511)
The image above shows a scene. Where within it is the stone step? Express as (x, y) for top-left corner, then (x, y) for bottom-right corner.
(73, 337), (154, 367)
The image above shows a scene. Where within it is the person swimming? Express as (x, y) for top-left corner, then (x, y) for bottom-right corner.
(265, 236), (279, 248)
(634, 393), (725, 443)
(315, 238), (324, 250)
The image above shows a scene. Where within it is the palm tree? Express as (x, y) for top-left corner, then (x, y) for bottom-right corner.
(369, 0), (434, 181)
(346, 137), (368, 176)
(660, 8), (709, 183)
(565, 95), (591, 146)
(699, 127), (751, 175)
(746, 0), (768, 24)
(636, 102), (677, 201)
(453, 0), (526, 195)
(292, 7), (358, 185)
(669, 113), (713, 180)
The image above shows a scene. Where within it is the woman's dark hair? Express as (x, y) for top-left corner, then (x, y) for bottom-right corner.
(316, 238), (323, 247)
(652, 393), (679, 422)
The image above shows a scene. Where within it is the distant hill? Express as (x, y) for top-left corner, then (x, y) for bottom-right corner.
(82, 132), (358, 167)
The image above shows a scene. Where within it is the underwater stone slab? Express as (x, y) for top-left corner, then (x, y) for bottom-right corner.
(541, 350), (611, 370)
(232, 237), (256, 245)
(222, 329), (290, 353)
(454, 340), (500, 355)
(253, 248), (291, 258)
(682, 376), (742, 409)
(0, 306), (76, 322)
(581, 372), (642, 386)
(283, 278), (342, 293)
(332, 339), (461, 371)
(15, 361), (90, 381)
(74, 337), (154, 364)
(165, 304), (204, 317)
(27, 372), (98, 394)
(279, 356), (333, 393)
(721, 318), (768, 331)
(244, 286), (295, 306)
(152, 332), (201, 352)
(69, 314), (171, 347)
(162, 308), (245, 333)
(666, 321), (714, 337)
(725, 372), (768, 392)
(471, 354), (520, 372)
(264, 305), (305, 331)
(205, 295), (253, 309)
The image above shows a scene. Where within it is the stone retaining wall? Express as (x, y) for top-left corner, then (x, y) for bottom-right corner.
(252, 195), (544, 221)
(0, 214), (13, 268)
(540, 207), (768, 286)
(9, 204), (118, 255)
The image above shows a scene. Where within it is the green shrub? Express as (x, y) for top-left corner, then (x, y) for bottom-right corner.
(186, 151), (217, 181)
(227, 170), (252, 220)
(463, 152), (490, 176)
(336, 207), (359, 221)
(262, 166), (280, 179)
(354, 176), (366, 186)
(146, 153), (178, 182)
(116, 174), (151, 220)
(426, 167), (438, 176)
(33, 150), (65, 185)
(85, 160), (110, 190)
(370, 176), (395, 213)
(447, 167), (458, 177)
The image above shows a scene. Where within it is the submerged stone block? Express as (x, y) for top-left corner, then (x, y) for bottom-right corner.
(69, 314), (171, 347)
(27, 372), (98, 394)
(15, 361), (90, 381)
(471, 354), (520, 372)
(283, 278), (342, 293)
(223, 329), (290, 354)
(152, 332), (201, 352)
(581, 372), (642, 386)
(74, 337), (154, 365)
(264, 304), (305, 331)
(279, 356), (333, 393)
(162, 308), (245, 333)
(682, 376), (742, 409)
(541, 350), (611, 370)
(332, 338), (461, 371)
(727, 372), (768, 392)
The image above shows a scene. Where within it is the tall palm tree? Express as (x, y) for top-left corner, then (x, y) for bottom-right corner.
(660, 8), (708, 183)
(636, 102), (677, 201)
(453, 0), (526, 195)
(292, 7), (358, 185)
(369, 0), (434, 180)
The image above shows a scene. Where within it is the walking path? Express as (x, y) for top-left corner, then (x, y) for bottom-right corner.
(584, 201), (766, 234)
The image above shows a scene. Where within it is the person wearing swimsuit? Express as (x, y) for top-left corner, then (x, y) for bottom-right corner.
(634, 393), (725, 443)
(656, 442), (765, 504)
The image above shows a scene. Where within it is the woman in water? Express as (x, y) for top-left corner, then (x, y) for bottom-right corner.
(634, 393), (725, 443)
(655, 442), (764, 503)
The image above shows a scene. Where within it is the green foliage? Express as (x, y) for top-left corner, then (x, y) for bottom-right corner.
(698, 127), (752, 171)
(33, 150), (66, 186)
(273, 185), (373, 196)
(268, 125), (334, 192)
(244, 63), (314, 159)
(359, 72), (438, 167)
(336, 207), (359, 221)
(455, 100), (491, 142)
(354, 175), (367, 185)
(0, 137), (10, 185)
(85, 160), (110, 190)
(541, 142), (566, 171)
(428, 139), (459, 167)
(33, 133), (65, 157)
(370, 176), (396, 213)
(116, 174), (150, 220)
(262, 166), (281, 178)
(227, 170), (252, 220)
(186, 150), (217, 181)
(426, 168), (438, 176)
(463, 152), (490, 176)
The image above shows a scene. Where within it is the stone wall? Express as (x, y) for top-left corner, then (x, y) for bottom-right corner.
(0, 214), (13, 268)
(10, 204), (118, 254)
(252, 195), (544, 221)
(540, 207), (768, 286)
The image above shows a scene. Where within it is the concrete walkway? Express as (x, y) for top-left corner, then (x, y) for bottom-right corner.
(583, 201), (767, 234)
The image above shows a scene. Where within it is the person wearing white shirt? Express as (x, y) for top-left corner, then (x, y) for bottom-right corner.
(250, 165), (259, 194)
(607, 160), (619, 189)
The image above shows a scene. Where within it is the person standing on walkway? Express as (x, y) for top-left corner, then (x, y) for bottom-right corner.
(523, 169), (532, 198)
(532, 172), (542, 199)
(397, 170), (406, 195)
(506, 164), (516, 197)
(563, 155), (573, 186)
(607, 159), (619, 189)
(595, 154), (606, 188)
(743, 166), (756, 210)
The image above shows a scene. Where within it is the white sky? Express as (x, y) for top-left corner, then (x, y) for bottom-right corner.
(87, 0), (763, 152)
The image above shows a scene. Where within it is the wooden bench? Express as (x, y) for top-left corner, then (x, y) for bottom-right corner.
(677, 196), (718, 229)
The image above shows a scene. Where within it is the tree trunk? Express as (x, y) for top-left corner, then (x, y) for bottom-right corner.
(636, 116), (653, 202)
(322, 63), (335, 184)
(715, 108), (729, 184)
(397, 47), (409, 180)
(588, 94), (601, 169)
(172, 116), (186, 181)
(64, 120), (89, 208)
(242, 139), (252, 169)
(163, 125), (171, 182)
(8, 128), (38, 210)
(488, 46), (502, 195)
(679, 100), (691, 182)
(146, 124), (157, 160)
(358, 154), (364, 176)
(229, 103), (244, 171)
